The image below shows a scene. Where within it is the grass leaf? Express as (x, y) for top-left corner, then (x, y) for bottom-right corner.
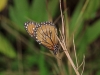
(0, 34), (16, 58)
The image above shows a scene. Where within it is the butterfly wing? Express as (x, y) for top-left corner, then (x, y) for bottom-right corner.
(34, 22), (58, 50)
(24, 21), (37, 37)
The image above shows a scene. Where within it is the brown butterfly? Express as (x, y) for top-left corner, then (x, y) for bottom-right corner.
(24, 21), (58, 54)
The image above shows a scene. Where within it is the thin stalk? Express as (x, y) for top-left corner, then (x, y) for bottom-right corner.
(59, 0), (65, 36)
(73, 35), (78, 68)
(57, 36), (80, 75)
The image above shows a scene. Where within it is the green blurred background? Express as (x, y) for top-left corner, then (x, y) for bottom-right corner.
(0, 0), (100, 75)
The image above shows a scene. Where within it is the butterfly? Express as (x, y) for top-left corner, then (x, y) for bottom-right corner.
(24, 21), (58, 54)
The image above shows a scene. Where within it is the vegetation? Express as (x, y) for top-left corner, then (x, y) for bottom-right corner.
(0, 0), (100, 75)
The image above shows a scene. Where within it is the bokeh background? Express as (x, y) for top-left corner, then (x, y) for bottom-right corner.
(0, 0), (100, 75)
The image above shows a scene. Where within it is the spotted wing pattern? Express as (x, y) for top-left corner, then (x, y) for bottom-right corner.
(24, 21), (37, 37)
(34, 22), (58, 51)
(24, 21), (58, 54)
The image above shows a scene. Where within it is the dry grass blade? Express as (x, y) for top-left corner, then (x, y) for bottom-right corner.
(56, 35), (80, 75)
(59, 0), (65, 37)
(59, 29), (64, 41)
(73, 35), (78, 68)
(58, 0), (81, 75)
(77, 55), (85, 70)
(72, 34), (85, 75)
(81, 56), (85, 75)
